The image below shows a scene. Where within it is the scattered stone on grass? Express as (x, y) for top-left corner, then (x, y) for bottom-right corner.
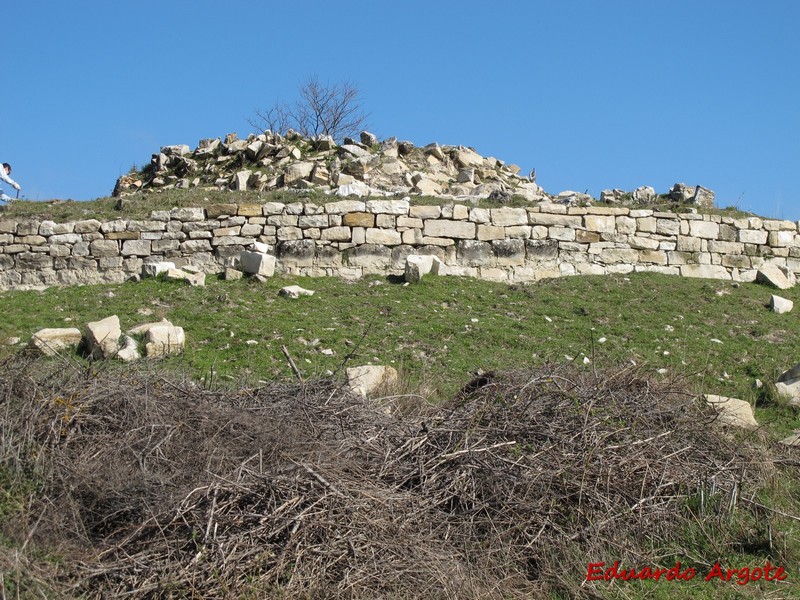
(704, 394), (758, 429)
(404, 254), (443, 283)
(86, 315), (122, 359)
(144, 325), (185, 357)
(770, 294), (794, 314)
(278, 285), (315, 299)
(346, 365), (399, 397)
(28, 328), (83, 356)
(756, 264), (795, 290)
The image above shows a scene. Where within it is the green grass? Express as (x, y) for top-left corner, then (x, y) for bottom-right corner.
(2, 271), (800, 598)
(0, 185), (757, 223)
(1, 272), (799, 436)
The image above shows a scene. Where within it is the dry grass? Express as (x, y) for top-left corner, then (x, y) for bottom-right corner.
(0, 352), (785, 599)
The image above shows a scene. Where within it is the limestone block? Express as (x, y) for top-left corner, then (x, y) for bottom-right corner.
(756, 263), (794, 289)
(490, 207), (528, 227)
(224, 267), (243, 280)
(705, 395), (758, 429)
(548, 227), (576, 242)
(680, 264), (731, 279)
(347, 244), (392, 268)
(477, 225), (505, 241)
(738, 229), (768, 244)
(127, 318), (174, 336)
(526, 239), (559, 259)
(689, 221), (719, 239)
(74, 219), (102, 234)
(239, 251), (276, 277)
(583, 215), (615, 233)
(346, 365), (399, 397)
(365, 228), (402, 246)
(769, 230), (795, 247)
(121, 240), (152, 256)
(599, 248), (639, 264)
(404, 254), (443, 283)
(278, 285), (315, 299)
(770, 295), (793, 314)
(284, 162), (314, 185)
(458, 240), (494, 267)
(366, 199), (410, 215)
(142, 261), (176, 277)
(28, 328), (82, 356)
(423, 220), (476, 239)
(165, 268), (206, 287)
(145, 325), (185, 357)
(401, 228), (423, 245)
(342, 212), (375, 228)
(320, 226), (352, 242)
(409, 205), (442, 219)
(493, 239), (526, 266)
(276, 239), (315, 267)
(86, 315), (121, 359)
(325, 200), (367, 214)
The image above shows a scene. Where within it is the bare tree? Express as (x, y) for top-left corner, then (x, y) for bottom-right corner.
(251, 77), (369, 142)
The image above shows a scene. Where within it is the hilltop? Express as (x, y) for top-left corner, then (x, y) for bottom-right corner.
(113, 130), (716, 210)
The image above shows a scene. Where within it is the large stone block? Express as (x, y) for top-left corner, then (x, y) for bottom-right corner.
(404, 254), (442, 283)
(121, 240), (152, 256)
(525, 239), (559, 259)
(490, 207), (528, 227)
(346, 365), (399, 397)
(342, 212), (375, 228)
(423, 219), (476, 239)
(145, 325), (185, 357)
(347, 244), (392, 268)
(458, 240), (494, 267)
(239, 251), (276, 276)
(276, 239), (315, 267)
(90, 239), (120, 257)
(366, 199), (410, 215)
(365, 228), (402, 245)
(492, 239), (526, 266)
(28, 328), (82, 356)
(86, 315), (121, 359)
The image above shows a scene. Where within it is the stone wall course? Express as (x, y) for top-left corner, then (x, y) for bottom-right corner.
(3, 201), (800, 290)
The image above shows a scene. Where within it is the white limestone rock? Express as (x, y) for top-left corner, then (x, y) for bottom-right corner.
(239, 251), (276, 277)
(142, 261), (176, 278)
(278, 285), (315, 299)
(404, 255), (443, 283)
(756, 264), (794, 290)
(705, 394), (758, 429)
(127, 318), (174, 336)
(770, 295), (794, 314)
(145, 325), (185, 357)
(165, 268), (206, 287)
(85, 315), (121, 359)
(775, 364), (800, 407)
(346, 365), (399, 397)
(116, 335), (141, 362)
(28, 328), (82, 356)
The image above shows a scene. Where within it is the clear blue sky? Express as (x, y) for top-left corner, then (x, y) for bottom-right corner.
(3, 1), (799, 220)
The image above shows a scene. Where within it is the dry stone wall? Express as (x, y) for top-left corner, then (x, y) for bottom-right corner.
(1, 201), (799, 290)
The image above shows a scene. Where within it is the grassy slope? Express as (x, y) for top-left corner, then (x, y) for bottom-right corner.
(1, 272), (799, 435)
(2, 273), (800, 598)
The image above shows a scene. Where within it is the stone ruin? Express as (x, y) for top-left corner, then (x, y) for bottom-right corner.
(112, 130), (714, 209)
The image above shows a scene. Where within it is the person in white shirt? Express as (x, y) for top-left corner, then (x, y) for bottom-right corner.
(1, 163), (21, 201)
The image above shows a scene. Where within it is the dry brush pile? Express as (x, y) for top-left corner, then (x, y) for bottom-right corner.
(0, 353), (781, 598)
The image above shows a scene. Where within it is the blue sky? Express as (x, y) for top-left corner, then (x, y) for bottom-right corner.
(3, 1), (799, 220)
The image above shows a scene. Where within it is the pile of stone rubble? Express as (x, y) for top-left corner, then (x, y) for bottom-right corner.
(112, 130), (714, 208)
